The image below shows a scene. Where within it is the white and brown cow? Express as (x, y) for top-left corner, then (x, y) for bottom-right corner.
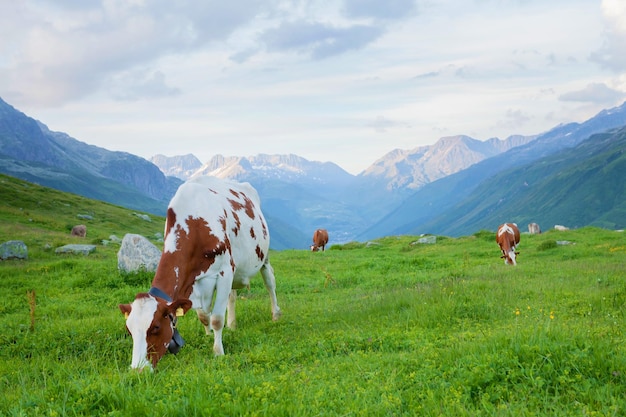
(496, 223), (521, 265)
(528, 222), (541, 234)
(119, 176), (281, 371)
(310, 228), (329, 252)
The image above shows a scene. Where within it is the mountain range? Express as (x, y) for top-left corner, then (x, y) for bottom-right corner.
(1, 95), (625, 249)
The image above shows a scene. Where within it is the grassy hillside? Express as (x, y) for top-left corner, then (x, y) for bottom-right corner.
(423, 126), (626, 236)
(361, 115), (626, 241)
(0, 173), (165, 247)
(0, 156), (170, 216)
(1, 176), (626, 415)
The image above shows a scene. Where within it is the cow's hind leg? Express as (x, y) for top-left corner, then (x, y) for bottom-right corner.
(260, 260), (282, 321)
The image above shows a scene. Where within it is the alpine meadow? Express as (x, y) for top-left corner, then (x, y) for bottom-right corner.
(1, 173), (626, 416)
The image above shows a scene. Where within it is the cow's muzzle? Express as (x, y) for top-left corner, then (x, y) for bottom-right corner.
(168, 327), (185, 354)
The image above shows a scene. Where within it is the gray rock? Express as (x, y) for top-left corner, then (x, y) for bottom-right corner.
(0, 240), (28, 260)
(55, 244), (96, 255)
(117, 233), (161, 273)
(109, 235), (123, 244)
(411, 235), (437, 245)
(134, 213), (152, 222)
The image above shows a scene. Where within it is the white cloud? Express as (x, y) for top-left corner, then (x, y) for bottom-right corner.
(591, 0), (626, 71)
(342, 0), (417, 20)
(0, 0), (623, 175)
(107, 69), (181, 101)
(260, 20), (385, 59)
(0, 0), (266, 105)
(368, 116), (408, 133)
(559, 83), (626, 105)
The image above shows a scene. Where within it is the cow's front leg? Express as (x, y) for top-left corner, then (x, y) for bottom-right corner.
(196, 309), (212, 335)
(192, 278), (217, 336)
(227, 289), (237, 329)
(210, 273), (233, 356)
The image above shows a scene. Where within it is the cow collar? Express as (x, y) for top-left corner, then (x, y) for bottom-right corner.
(148, 286), (172, 302)
(147, 287), (185, 354)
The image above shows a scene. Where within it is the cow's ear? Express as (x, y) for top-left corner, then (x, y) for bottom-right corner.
(119, 304), (132, 319)
(169, 299), (192, 317)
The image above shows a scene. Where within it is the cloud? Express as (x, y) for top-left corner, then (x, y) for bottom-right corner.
(260, 20), (384, 59)
(107, 69), (181, 101)
(413, 71), (440, 80)
(0, 1), (265, 106)
(496, 109), (531, 130)
(342, 0), (417, 20)
(590, 0), (626, 71)
(559, 83), (626, 104)
(229, 48), (259, 64)
(368, 116), (406, 133)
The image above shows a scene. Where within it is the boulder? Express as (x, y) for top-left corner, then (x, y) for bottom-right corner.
(117, 233), (161, 273)
(71, 224), (87, 237)
(0, 240), (28, 260)
(134, 213), (152, 222)
(55, 244), (96, 255)
(411, 235), (437, 245)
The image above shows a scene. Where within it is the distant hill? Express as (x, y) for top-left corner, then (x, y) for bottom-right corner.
(361, 102), (626, 239)
(0, 97), (181, 215)
(3, 94), (626, 247)
(419, 125), (626, 235)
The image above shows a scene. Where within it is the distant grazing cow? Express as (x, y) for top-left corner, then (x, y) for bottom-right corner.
(71, 224), (87, 237)
(528, 223), (541, 234)
(496, 223), (521, 265)
(119, 176), (281, 371)
(310, 229), (329, 252)
(554, 225), (569, 231)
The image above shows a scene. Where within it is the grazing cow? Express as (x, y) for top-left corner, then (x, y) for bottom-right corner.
(496, 223), (521, 265)
(119, 176), (281, 371)
(528, 222), (541, 234)
(310, 229), (329, 252)
(71, 224), (87, 237)
(554, 225), (569, 231)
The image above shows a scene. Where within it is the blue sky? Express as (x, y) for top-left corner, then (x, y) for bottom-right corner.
(1, 0), (625, 174)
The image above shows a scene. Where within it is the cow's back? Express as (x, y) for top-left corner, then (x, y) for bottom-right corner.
(168, 177), (270, 284)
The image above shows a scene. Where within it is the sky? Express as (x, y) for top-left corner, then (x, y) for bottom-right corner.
(1, 1), (625, 175)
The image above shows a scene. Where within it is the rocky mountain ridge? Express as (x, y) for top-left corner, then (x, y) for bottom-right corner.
(151, 134), (536, 194)
(2, 95), (626, 248)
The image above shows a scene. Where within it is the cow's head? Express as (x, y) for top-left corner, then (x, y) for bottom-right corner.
(500, 249), (520, 265)
(119, 294), (192, 371)
(310, 244), (320, 252)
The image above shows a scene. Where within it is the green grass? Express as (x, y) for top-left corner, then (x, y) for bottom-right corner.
(1, 174), (625, 416)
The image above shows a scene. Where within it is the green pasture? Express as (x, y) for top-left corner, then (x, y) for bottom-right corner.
(1, 175), (625, 416)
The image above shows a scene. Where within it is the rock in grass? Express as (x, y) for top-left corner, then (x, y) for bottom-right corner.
(0, 240), (28, 260)
(55, 244), (96, 255)
(117, 233), (161, 273)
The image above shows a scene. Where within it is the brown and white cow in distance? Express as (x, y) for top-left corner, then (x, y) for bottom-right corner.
(310, 228), (329, 252)
(528, 222), (541, 234)
(496, 223), (521, 265)
(119, 176), (281, 371)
